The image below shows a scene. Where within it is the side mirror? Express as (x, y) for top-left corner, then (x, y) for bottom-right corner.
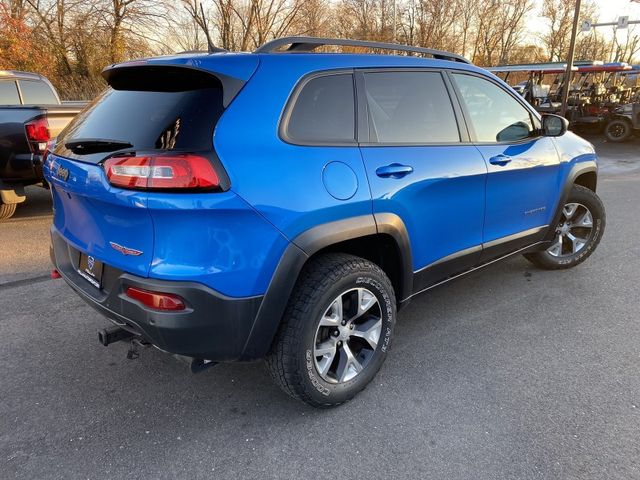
(542, 114), (569, 137)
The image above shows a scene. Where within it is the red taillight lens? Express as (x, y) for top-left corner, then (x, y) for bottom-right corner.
(125, 287), (186, 311)
(43, 138), (56, 164)
(25, 117), (50, 154)
(104, 154), (220, 190)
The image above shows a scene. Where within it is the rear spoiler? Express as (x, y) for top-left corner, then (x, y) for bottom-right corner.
(102, 56), (259, 108)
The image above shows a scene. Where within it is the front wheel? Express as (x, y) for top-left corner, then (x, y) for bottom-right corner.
(267, 253), (396, 408)
(524, 185), (605, 270)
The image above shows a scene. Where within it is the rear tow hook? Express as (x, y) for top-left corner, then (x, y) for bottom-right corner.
(126, 338), (151, 359)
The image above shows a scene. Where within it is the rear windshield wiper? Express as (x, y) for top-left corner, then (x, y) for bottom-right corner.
(64, 138), (133, 154)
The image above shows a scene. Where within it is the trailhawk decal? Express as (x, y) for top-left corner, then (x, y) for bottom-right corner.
(109, 241), (143, 256)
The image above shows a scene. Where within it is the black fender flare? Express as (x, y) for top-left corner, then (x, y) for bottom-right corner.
(544, 160), (597, 242)
(239, 214), (413, 360)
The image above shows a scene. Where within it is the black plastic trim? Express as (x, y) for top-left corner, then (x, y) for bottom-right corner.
(293, 215), (377, 254)
(51, 229), (263, 361)
(406, 241), (548, 301)
(254, 36), (471, 64)
(412, 226), (547, 296)
(241, 214), (413, 358)
(374, 213), (413, 302)
(239, 242), (308, 360)
(479, 225), (547, 263)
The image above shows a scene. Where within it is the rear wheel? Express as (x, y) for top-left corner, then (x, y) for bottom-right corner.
(605, 119), (632, 142)
(0, 202), (17, 220)
(267, 253), (396, 408)
(524, 185), (605, 270)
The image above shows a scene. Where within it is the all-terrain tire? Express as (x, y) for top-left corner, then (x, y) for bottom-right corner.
(0, 202), (17, 220)
(266, 253), (396, 408)
(524, 185), (605, 270)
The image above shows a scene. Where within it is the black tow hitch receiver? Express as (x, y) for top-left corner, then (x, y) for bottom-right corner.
(98, 326), (134, 346)
(97, 326), (150, 359)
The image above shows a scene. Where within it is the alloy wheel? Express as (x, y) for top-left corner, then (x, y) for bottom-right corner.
(313, 288), (382, 383)
(546, 202), (594, 257)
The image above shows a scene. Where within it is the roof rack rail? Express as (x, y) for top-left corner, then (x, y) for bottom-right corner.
(253, 36), (471, 64)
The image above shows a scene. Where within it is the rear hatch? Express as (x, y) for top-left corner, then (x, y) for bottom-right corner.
(46, 58), (257, 280)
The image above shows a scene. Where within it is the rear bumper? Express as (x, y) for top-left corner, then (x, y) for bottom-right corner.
(0, 152), (43, 185)
(51, 229), (264, 361)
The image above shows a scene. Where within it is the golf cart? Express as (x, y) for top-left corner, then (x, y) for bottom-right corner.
(604, 66), (640, 142)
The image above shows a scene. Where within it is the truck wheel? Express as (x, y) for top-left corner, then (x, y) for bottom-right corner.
(0, 202), (17, 220)
(605, 119), (632, 142)
(267, 253), (396, 408)
(524, 185), (605, 270)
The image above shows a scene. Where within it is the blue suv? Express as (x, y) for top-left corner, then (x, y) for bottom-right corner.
(45, 37), (605, 407)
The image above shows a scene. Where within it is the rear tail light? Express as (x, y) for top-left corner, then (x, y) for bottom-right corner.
(125, 287), (186, 311)
(43, 138), (56, 164)
(25, 117), (51, 154)
(104, 153), (220, 191)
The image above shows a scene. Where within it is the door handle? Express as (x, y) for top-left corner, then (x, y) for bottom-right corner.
(489, 154), (512, 166)
(375, 163), (414, 178)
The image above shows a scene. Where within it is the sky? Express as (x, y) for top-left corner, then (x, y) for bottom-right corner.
(527, 0), (640, 42)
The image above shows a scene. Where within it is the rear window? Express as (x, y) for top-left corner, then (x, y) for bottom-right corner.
(0, 80), (21, 105)
(18, 80), (58, 105)
(284, 74), (356, 144)
(55, 81), (224, 163)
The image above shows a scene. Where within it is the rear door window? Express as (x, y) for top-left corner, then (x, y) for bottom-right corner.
(0, 80), (21, 105)
(363, 71), (460, 143)
(18, 80), (58, 105)
(284, 74), (355, 144)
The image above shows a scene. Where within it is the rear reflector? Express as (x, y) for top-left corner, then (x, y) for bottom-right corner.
(25, 117), (50, 154)
(51, 269), (61, 279)
(104, 154), (220, 191)
(125, 287), (186, 311)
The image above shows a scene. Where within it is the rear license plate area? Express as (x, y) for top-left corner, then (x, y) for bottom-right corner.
(77, 253), (104, 289)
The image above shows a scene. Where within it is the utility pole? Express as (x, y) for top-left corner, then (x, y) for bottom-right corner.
(392, 0), (397, 43)
(560, 0), (582, 117)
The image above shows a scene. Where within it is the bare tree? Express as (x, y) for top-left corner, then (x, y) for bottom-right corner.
(541, 0), (598, 61)
(611, 26), (640, 63)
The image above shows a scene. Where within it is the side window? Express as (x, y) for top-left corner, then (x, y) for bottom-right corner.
(452, 73), (535, 143)
(363, 71), (460, 143)
(286, 74), (355, 144)
(18, 80), (58, 105)
(0, 80), (21, 105)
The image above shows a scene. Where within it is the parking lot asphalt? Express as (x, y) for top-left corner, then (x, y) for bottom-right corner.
(1, 138), (639, 479)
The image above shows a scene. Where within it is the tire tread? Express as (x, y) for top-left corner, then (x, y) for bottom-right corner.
(266, 253), (394, 408)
